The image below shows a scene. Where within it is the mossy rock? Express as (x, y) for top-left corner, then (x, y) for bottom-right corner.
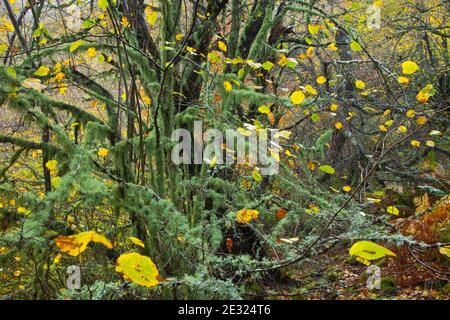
(380, 276), (397, 295)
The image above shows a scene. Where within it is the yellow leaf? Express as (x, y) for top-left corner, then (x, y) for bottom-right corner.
(350, 41), (362, 52)
(277, 54), (287, 67)
(59, 83), (68, 95)
(17, 207), (30, 215)
(53, 253), (62, 264)
(379, 125), (388, 132)
(386, 206), (399, 216)
(439, 246), (450, 258)
(252, 170), (262, 182)
(290, 90), (305, 105)
(425, 140), (435, 147)
(416, 91), (429, 103)
(86, 47), (97, 58)
(145, 6), (158, 26)
(236, 209), (259, 224)
(97, 148), (109, 157)
(343, 185), (352, 192)
(274, 130), (292, 139)
(319, 165), (335, 174)
(416, 116), (427, 125)
(285, 150), (295, 158)
(349, 241), (396, 263)
(401, 61), (419, 75)
(270, 148), (280, 161)
(46, 160), (58, 171)
(186, 46), (197, 54)
(223, 80), (232, 92)
(175, 33), (183, 41)
(398, 125), (407, 133)
(237, 127), (252, 136)
(373, 0), (383, 7)
(258, 105), (271, 114)
(55, 231), (113, 256)
(116, 252), (160, 287)
(121, 16), (130, 27)
(128, 236), (145, 248)
(70, 40), (83, 53)
(308, 24), (320, 35)
(328, 43), (338, 52)
(140, 88), (151, 105)
(415, 85), (433, 103)
(0, 21), (14, 32)
(300, 85), (315, 96)
(316, 76), (327, 84)
(279, 237), (299, 244)
(208, 155), (217, 168)
(355, 80), (365, 90)
(397, 76), (409, 84)
(307, 204), (320, 213)
(356, 256), (371, 266)
(35, 66), (50, 77)
(406, 109), (415, 118)
(218, 40), (227, 52)
(22, 78), (46, 91)
(411, 140), (421, 148)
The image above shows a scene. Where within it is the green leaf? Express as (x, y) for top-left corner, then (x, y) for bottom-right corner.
(349, 241), (396, 262)
(32, 29), (41, 39)
(350, 41), (362, 52)
(311, 113), (321, 123)
(98, 0), (109, 10)
(286, 58), (298, 69)
(0, 44), (8, 55)
(319, 165), (335, 174)
(6, 67), (16, 78)
(352, 2), (362, 10)
(69, 40), (83, 53)
(252, 170), (262, 183)
(82, 19), (96, 29)
(261, 61), (274, 71)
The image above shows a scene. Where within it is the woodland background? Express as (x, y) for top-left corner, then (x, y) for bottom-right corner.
(0, 0), (449, 300)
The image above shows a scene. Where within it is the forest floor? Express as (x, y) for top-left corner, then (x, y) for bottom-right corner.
(245, 246), (449, 300)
